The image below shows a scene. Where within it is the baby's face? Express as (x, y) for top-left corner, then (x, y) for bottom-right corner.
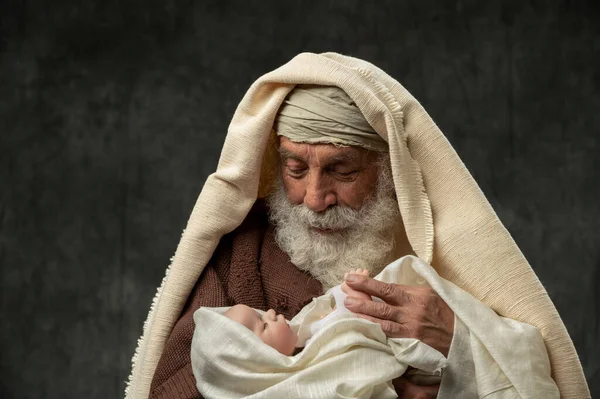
(225, 304), (298, 356)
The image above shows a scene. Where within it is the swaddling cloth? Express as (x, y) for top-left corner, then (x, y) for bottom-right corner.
(191, 266), (447, 398)
(192, 308), (446, 399)
(191, 255), (558, 398)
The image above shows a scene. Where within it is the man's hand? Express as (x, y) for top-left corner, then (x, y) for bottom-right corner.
(341, 273), (454, 357)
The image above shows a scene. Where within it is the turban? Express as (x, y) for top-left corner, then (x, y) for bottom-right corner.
(274, 85), (388, 151)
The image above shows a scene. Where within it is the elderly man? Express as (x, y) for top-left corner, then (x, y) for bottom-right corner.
(126, 53), (589, 399)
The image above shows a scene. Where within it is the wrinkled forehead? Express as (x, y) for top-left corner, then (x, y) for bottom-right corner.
(278, 136), (379, 163)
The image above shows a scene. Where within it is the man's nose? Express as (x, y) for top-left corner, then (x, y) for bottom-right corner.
(303, 172), (336, 212)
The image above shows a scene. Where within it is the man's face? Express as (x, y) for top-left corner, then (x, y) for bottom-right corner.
(269, 137), (399, 289)
(278, 137), (381, 213)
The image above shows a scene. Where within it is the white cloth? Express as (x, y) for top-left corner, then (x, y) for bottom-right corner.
(303, 285), (355, 343)
(191, 256), (559, 399)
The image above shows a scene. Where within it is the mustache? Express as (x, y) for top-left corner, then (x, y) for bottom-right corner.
(289, 204), (361, 230)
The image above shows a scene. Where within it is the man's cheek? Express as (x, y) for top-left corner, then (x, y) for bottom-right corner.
(284, 182), (304, 204)
(339, 187), (364, 209)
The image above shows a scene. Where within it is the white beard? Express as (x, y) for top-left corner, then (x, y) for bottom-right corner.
(267, 159), (400, 289)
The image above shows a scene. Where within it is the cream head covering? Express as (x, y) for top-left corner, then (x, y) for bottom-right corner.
(126, 52), (590, 398)
(274, 85), (388, 151)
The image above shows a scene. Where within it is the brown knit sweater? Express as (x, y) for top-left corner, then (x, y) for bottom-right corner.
(149, 201), (324, 398)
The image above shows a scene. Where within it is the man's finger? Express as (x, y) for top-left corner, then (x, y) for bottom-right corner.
(344, 297), (406, 329)
(354, 313), (407, 336)
(344, 274), (408, 305)
(344, 297), (400, 319)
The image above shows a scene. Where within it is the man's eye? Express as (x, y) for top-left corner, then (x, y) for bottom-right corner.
(335, 170), (358, 177)
(287, 167), (306, 177)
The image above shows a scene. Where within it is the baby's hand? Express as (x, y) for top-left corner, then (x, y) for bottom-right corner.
(341, 268), (372, 301)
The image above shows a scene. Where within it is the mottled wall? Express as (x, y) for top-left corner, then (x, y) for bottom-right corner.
(1, 1), (598, 397)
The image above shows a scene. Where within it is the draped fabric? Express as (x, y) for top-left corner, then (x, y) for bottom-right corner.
(126, 52), (590, 398)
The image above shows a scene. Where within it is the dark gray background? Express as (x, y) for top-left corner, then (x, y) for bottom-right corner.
(1, 1), (598, 398)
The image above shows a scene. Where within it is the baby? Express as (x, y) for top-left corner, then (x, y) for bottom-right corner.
(191, 260), (447, 399)
(223, 268), (372, 355)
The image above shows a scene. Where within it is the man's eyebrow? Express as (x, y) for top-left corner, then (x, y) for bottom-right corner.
(277, 148), (305, 162)
(327, 152), (361, 164)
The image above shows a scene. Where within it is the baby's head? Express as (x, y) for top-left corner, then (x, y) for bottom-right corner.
(224, 304), (298, 355)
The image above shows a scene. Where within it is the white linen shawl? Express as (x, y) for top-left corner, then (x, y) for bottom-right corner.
(126, 52), (589, 398)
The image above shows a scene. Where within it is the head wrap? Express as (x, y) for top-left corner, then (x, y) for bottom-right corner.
(274, 85), (388, 151)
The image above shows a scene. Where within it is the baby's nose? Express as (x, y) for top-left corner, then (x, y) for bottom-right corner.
(266, 309), (277, 320)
